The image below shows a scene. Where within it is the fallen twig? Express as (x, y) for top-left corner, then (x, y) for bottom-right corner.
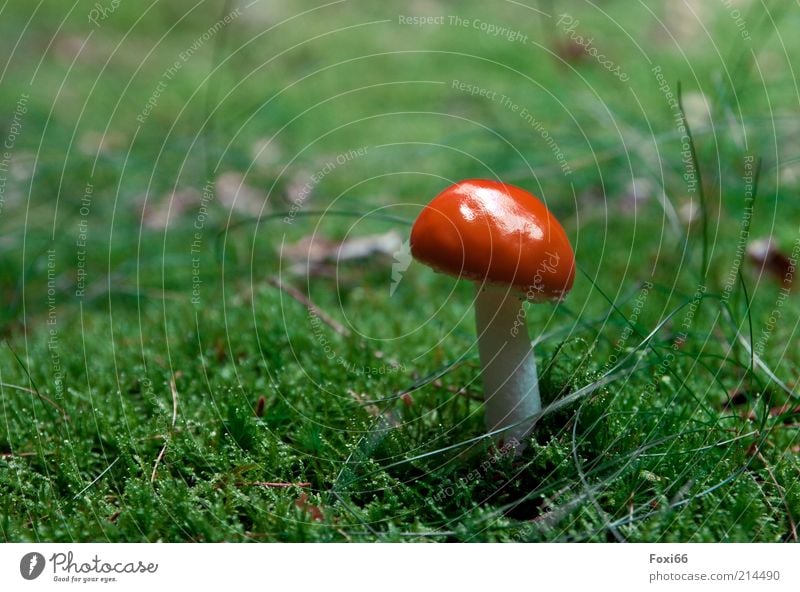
(266, 275), (350, 337)
(249, 481), (312, 488)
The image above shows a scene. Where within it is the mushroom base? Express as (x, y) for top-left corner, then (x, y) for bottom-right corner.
(474, 286), (541, 451)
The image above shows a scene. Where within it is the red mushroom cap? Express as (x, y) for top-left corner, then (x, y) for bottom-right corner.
(410, 179), (575, 301)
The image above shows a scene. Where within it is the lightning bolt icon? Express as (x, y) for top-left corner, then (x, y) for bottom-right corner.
(29, 555), (38, 576)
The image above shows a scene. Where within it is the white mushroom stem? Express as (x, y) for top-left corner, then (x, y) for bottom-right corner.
(474, 286), (541, 450)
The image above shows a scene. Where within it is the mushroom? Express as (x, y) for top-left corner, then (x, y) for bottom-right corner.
(410, 179), (575, 449)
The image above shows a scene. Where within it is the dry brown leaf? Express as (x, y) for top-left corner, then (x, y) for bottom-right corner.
(54, 35), (92, 61)
(281, 231), (403, 277)
(78, 131), (126, 156)
(249, 138), (284, 173)
(139, 188), (200, 230)
(747, 237), (795, 288)
(621, 177), (656, 214)
(295, 492), (324, 521)
(285, 169), (315, 208)
(552, 38), (588, 64)
(769, 404), (800, 424)
(723, 389), (750, 409)
(215, 171), (264, 216)
(663, 0), (709, 43)
(255, 395), (266, 418)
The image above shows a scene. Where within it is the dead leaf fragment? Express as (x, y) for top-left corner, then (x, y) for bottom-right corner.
(295, 492), (324, 521)
(215, 171), (264, 216)
(249, 137), (283, 172)
(621, 177), (656, 214)
(78, 131), (126, 156)
(281, 231), (404, 277)
(139, 187), (200, 230)
(255, 395), (266, 418)
(747, 237), (795, 289)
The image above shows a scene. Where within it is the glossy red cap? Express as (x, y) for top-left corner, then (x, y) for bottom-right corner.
(410, 179), (575, 301)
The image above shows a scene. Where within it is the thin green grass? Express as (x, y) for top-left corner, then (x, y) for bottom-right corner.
(1, 0), (799, 542)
